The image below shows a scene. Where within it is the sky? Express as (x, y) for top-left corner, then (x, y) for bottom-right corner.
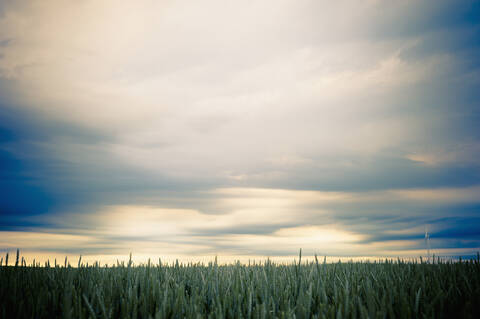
(1, 0), (480, 264)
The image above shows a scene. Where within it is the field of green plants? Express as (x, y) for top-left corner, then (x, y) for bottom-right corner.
(1, 251), (479, 318)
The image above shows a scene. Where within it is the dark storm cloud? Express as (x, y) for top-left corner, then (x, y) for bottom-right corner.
(366, 0), (480, 39)
(0, 105), (54, 218)
(188, 223), (305, 237)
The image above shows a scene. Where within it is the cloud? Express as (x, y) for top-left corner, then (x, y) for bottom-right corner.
(0, 0), (479, 259)
(2, 186), (479, 260)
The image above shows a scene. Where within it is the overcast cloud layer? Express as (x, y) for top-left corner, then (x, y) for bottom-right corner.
(1, 0), (480, 262)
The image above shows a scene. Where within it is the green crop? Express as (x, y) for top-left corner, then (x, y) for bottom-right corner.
(1, 251), (479, 318)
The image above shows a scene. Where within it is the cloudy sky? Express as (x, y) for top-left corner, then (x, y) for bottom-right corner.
(1, 0), (479, 263)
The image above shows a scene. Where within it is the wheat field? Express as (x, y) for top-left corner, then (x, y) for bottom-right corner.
(1, 251), (479, 318)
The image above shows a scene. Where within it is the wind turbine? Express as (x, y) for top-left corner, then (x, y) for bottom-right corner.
(425, 225), (431, 263)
